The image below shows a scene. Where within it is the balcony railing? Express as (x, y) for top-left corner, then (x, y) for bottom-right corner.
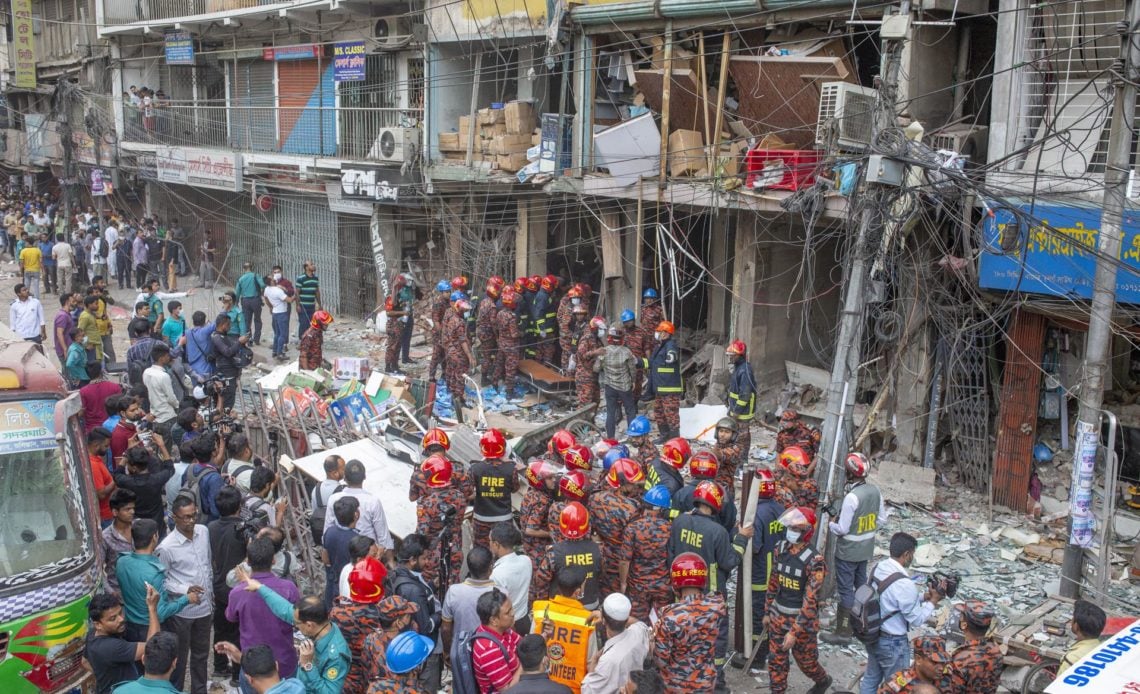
(122, 104), (418, 161)
(102, 0), (305, 27)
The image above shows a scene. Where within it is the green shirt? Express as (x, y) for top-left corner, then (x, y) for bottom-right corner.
(256, 585), (350, 694)
(115, 552), (189, 625)
(235, 271), (265, 300)
(161, 315), (185, 346)
(226, 307), (245, 337)
(146, 294), (164, 324)
(110, 676), (184, 694)
(296, 274), (320, 308)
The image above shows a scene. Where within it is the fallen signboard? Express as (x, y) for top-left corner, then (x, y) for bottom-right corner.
(1045, 619), (1140, 693)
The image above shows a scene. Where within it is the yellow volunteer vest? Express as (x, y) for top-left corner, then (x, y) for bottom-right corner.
(531, 596), (596, 693)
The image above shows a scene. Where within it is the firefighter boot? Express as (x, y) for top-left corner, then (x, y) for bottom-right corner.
(807, 675), (833, 694)
(820, 606), (854, 645)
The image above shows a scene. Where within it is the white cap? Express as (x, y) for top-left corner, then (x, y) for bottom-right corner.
(602, 593), (631, 621)
(192, 386), (207, 400)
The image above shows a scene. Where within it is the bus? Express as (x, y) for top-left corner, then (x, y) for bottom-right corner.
(0, 324), (100, 693)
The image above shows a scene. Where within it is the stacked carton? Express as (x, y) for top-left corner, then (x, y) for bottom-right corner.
(437, 100), (540, 171)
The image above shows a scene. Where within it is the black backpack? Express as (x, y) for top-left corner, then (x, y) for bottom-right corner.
(452, 629), (507, 694)
(175, 465), (215, 524)
(850, 567), (907, 645)
(239, 494), (272, 530)
(310, 483), (345, 544)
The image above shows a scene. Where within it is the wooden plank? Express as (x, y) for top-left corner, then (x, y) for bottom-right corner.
(728, 56), (854, 147)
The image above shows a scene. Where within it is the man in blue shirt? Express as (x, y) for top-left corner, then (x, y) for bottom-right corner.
(38, 231), (57, 295)
(183, 311), (216, 382)
(116, 518), (200, 642)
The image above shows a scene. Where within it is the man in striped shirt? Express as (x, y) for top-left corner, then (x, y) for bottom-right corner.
(295, 260), (321, 340)
(472, 588), (522, 693)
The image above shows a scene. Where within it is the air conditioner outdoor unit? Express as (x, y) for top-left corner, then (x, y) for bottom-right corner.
(369, 127), (420, 162)
(816, 82), (879, 152)
(931, 125), (989, 163)
(374, 16), (411, 47)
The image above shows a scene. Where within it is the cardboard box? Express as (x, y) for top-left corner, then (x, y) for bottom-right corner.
(478, 107), (505, 125)
(717, 140), (748, 176)
(496, 152), (530, 172)
(439, 132), (462, 151)
(505, 101), (536, 134)
(668, 129), (705, 177)
(532, 130), (541, 146)
(334, 357), (371, 381)
(490, 134), (533, 155)
(648, 36), (698, 74)
(480, 123), (507, 139)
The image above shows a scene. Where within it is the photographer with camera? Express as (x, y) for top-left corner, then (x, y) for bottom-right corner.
(858, 532), (948, 694)
(209, 313), (248, 411)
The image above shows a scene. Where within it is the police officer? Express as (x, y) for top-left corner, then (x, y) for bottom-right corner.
(943, 601), (1003, 694)
(675, 452), (738, 535)
(427, 280), (450, 381)
(643, 321), (682, 444)
(470, 428), (518, 549)
(619, 484), (674, 622)
(724, 339), (757, 456)
(668, 480), (749, 692)
(748, 468), (785, 674)
(763, 506), (832, 694)
(587, 457), (643, 596)
(653, 552), (727, 694)
(534, 502), (603, 609)
(822, 452), (884, 645)
(646, 437), (688, 496)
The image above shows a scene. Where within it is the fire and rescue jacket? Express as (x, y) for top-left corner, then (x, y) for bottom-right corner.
(835, 482), (882, 563)
(532, 289), (557, 337)
(644, 338), (682, 395)
(550, 539), (603, 608)
(773, 542), (819, 613)
(667, 510), (746, 594)
(469, 459), (517, 522)
(645, 459), (685, 496)
(727, 358), (757, 421)
(751, 497), (786, 592)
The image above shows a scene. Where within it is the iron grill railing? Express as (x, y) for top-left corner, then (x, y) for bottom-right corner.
(102, 0), (297, 26)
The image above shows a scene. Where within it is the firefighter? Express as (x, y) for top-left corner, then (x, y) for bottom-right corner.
(414, 454), (466, 592)
(547, 429), (577, 463)
(575, 316), (605, 406)
(640, 288), (664, 334)
(409, 428), (472, 503)
(675, 452), (738, 535)
(724, 339), (757, 458)
(548, 468), (588, 545)
(668, 480), (750, 692)
(647, 437), (689, 496)
(710, 417), (745, 497)
(943, 601), (1003, 694)
(764, 506), (832, 694)
(534, 502), (603, 609)
(470, 428), (518, 549)
(642, 320), (682, 444)
(427, 279), (450, 381)
(619, 484), (674, 622)
(878, 636), (950, 693)
(557, 285), (582, 370)
(653, 552), (727, 694)
(624, 415), (658, 467)
(777, 408), (821, 459)
(519, 459), (560, 574)
(587, 457), (644, 595)
(822, 452), (884, 646)
(442, 297), (474, 423)
(748, 468), (785, 674)
(779, 446), (820, 512)
(621, 309), (651, 401)
(531, 565), (597, 692)
(521, 275), (539, 358)
(495, 289), (522, 394)
(475, 276), (503, 386)
(532, 274), (559, 364)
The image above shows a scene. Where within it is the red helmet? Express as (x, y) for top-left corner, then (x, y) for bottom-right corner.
(384, 296), (395, 312)
(559, 501), (590, 540)
(726, 340), (747, 357)
(513, 277), (526, 293)
(670, 552), (709, 590)
(421, 428), (451, 453)
(450, 276), (468, 290)
(562, 444), (592, 471)
(501, 291), (519, 309)
(547, 430), (577, 458)
(558, 470), (588, 500)
(422, 454), (453, 488)
(311, 310), (333, 330)
(755, 468), (776, 499)
(525, 459), (560, 488)
(454, 299), (472, 313)
(660, 438), (692, 470)
(692, 480), (725, 512)
(588, 316), (607, 331)
(605, 458), (645, 488)
(525, 276), (539, 292)
(567, 286), (582, 299)
(591, 438), (620, 458)
(779, 445), (810, 470)
(540, 275), (555, 292)
(480, 429), (507, 459)
(485, 283), (501, 299)
(487, 275), (506, 289)
(845, 452), (870, 478)
(347, 558), (388, 604)
(689, 451), (719, 479)
(779, 506), (818, 544)
(655, 320), (675, 335)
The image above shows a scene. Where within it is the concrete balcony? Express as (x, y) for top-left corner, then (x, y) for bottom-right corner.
(98, 0), (336, 35)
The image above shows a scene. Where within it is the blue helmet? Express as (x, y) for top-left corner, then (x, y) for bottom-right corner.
(386, 631), (434, 674)
(620, 309), (636, 323)
(642, 288), (658, 299)
(627, 415), (651, 437)
(450, 290), (468, 302)
(1033, 442), (1054, 464)
(436, 280), (450, 292)
(602, 448), (626, 472)
(643, 484), (672, 509)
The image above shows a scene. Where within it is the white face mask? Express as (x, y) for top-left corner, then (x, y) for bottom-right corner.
(463, 311), (472, 319)
(654, 332), (664, 341)
(785, 529), (802, 543)
(597, 329), (606, 339)
(571, 297), (581, 305)
(273, 272), (282, 281)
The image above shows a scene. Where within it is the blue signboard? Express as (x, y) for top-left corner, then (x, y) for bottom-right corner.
(333, 41), (366, 82)
(978, 203), (1140, 304)
(164, 30), (194, 65)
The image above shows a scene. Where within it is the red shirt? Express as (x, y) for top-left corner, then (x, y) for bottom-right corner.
(110, 420), (136, 468)
(90, 454), (113, 520)
(80, 380), (122, 434)
(472, 625), (520, 693)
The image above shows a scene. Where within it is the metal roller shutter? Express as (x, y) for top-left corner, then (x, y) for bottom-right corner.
(337, 214), (375, 319)
(277, 59), (335, 155)
(229, 59), (276, 153)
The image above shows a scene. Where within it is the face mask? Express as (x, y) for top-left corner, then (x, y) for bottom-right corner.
(597, 329), (606, 339)
(571, 298), (581, 305)
(81, 336), (89, 345)
(463, 311), (471, 319)
(654, 332), (664, 341)
(273, 272), (282, 281)
(785, 529), (802, 543)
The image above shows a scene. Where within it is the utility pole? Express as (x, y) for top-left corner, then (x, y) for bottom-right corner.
(814, 0), (910, 596)
(1060, 0), (1140, 598)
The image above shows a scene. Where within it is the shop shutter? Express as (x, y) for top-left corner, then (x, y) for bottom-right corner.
(277, 59), (335, 155)
(337, 214), (375, 319)
(229, 59), (275, 153)
(274, 196), (341, 313)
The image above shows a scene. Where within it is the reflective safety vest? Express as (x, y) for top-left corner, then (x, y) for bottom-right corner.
(645, 338), (683, 394)
(531, 596), (597, 693)
(835, 483), (881, 563)
(727, 359), (757, 421)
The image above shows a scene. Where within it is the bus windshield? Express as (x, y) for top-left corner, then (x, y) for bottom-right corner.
(0, 399), (91, 582)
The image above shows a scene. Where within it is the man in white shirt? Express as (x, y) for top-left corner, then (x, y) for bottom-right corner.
(104, 221), (120, 278)
(324, 460), (394, 556)
(262, 276), (294, 360)
(858, 532), (945, 694)
(580, 593), (650, 694)
(157, 496), (213, 694)
(489, 522), (532, 634)
(52, 233), (75, 294)
(9, 283), (46, 344)
(143, 342), (179, 438)
(310, 455), (345, 519)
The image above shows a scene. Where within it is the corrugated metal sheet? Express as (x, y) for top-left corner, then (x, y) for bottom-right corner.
(337, 215), (376, 320)
(992, 309), (1047, 511)
(229, 59), (276, 153)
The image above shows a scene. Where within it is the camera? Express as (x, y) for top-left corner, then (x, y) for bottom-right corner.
(930, 571), (960, 598)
